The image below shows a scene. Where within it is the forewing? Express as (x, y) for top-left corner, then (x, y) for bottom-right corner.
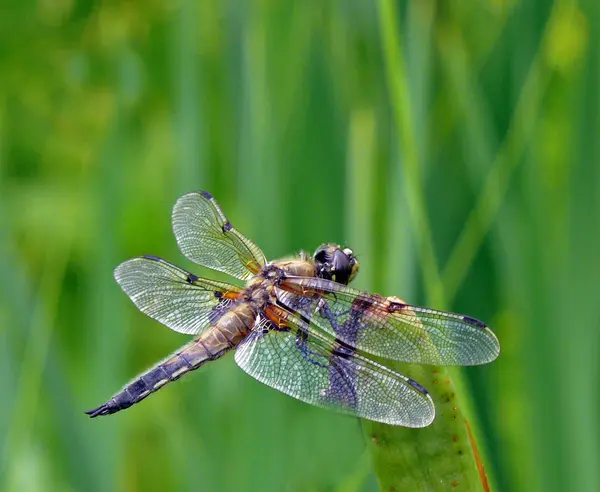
(234, 309), (434, 427)
(114, 256), (242, 335)
(277, 277), (500, 366)
(172, 191), (266, 281)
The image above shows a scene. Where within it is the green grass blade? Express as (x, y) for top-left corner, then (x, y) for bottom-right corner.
(373, 1), (495, 490)
(1, 246), (70, 491)
(440, 0), (570, 303)
(377, 0), (443, 308)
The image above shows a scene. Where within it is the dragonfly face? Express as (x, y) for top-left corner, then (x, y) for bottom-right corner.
(86, 191), (500, 427)
(313, 243), (359, 285)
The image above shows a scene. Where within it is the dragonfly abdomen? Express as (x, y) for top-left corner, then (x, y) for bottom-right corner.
(85, 333), (233, 418)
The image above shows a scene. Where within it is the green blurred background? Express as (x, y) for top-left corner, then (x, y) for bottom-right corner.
(1, 0), (598, 491)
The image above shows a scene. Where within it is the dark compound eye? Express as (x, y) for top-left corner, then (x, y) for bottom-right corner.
(313, 244), (358, 285)
(332, 249), (352, 285)
(314, 246), (331, 264)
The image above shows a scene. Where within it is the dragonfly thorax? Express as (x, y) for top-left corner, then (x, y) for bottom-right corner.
(259, 260), (316, 281)
(243, 282), (272, 309)
(246, 260), (317, 307)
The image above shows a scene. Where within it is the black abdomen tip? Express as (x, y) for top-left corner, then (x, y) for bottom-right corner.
(85, 402), (115, 418)
(85, 395), (129, 418)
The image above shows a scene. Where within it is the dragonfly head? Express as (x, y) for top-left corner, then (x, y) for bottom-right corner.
(313, 244), (360, 285)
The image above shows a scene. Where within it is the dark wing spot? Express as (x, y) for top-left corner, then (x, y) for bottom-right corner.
(186, 273), (199, 284)
(462, 315), (486, 328)
(200, 190), (213, 199)
(214, 291), (223, 299)
(142, 255), (163, 261)
(351, 293), (375, 313)
(332, 343), (353, 360)
(406, 377), (429, 395)
(334, 337), (356, 352)
(296, 325), (309, 342)
(387, 301), (407, 312)
(222, 221), (233, 232)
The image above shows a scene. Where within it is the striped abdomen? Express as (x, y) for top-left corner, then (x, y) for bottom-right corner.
(86, 307), (254, 417)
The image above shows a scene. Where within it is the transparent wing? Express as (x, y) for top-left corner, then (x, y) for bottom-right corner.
(234, 308), (435, 427)
(171, 191), (266, 281)
(277, 277), (500, 366)
(114, 256), (242, 335)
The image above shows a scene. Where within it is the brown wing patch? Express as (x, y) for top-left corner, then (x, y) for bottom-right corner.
(276, 276), (499, 366)
(351, 292), (412, 321)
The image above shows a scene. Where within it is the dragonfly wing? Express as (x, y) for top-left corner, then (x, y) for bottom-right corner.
(172, 191), (266, 281)
(277, 277), (500, 366)
(115, 256), (242, 335)
(234, 308), (435, 427)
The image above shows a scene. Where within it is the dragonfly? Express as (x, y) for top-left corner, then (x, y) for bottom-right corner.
(86, 191), (500, 427)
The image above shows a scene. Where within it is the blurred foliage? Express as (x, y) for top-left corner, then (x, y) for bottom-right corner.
(1, 0), (599, 491)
